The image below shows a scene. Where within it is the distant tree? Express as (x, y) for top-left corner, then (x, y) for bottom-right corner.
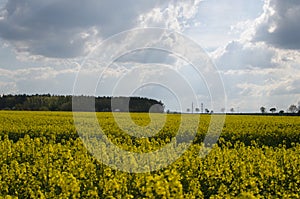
(205, 108), (209, 114)
(195, 108), (200, 113)
(270, 107), (276, 113)
(186, 108), (190, 113)
(288, 104), (298, 113)
(221, 108), (225, 113)
(210, 110), (214, 114)
(230, 108), (234, 113)
(260, 106), (266, 114)
(279, 110), (284, 115)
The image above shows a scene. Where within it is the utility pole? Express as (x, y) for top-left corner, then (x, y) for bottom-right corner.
(192, 102), (194, 114)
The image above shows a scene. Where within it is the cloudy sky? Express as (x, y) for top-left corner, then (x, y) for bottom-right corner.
(0, 0), (300, 112)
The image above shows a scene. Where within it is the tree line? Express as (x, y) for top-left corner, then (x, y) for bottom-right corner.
(260, 101), (300, 115)
(0, 94), (164, 113)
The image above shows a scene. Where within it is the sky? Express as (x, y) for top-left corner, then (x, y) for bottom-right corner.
(0, 0), (300, 112)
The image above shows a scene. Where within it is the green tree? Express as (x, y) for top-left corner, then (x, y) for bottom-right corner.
(260, 106), (266, 114)
(288, 104), (298, 113)
(270, 107), (276, 113)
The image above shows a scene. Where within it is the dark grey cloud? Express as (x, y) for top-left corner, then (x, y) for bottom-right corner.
(0, 0), (166, 58)
(253, 0), (300, 49)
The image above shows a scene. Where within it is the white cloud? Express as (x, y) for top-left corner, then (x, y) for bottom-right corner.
(213, 41), (277, 70)
(0, 81), (17, 94)
(139, 0), (202, 31)
(0, 66), (78, 94)
(185, 0), (264, 50)
(0, 66), (77, 81)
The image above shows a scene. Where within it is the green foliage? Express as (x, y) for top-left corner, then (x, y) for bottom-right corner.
(0, 94), (164, 112)
(0, 111), (299, 198)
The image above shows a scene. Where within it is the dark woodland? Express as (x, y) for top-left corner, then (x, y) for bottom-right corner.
(0, 94), (164, 113)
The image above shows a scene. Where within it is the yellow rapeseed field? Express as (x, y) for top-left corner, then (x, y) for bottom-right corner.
(0, 111), (299, 198)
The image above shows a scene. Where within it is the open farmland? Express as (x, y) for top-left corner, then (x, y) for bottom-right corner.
(0, 111), (299, 198)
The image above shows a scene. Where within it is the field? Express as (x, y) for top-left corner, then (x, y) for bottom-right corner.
(0, 111), (299, 198)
